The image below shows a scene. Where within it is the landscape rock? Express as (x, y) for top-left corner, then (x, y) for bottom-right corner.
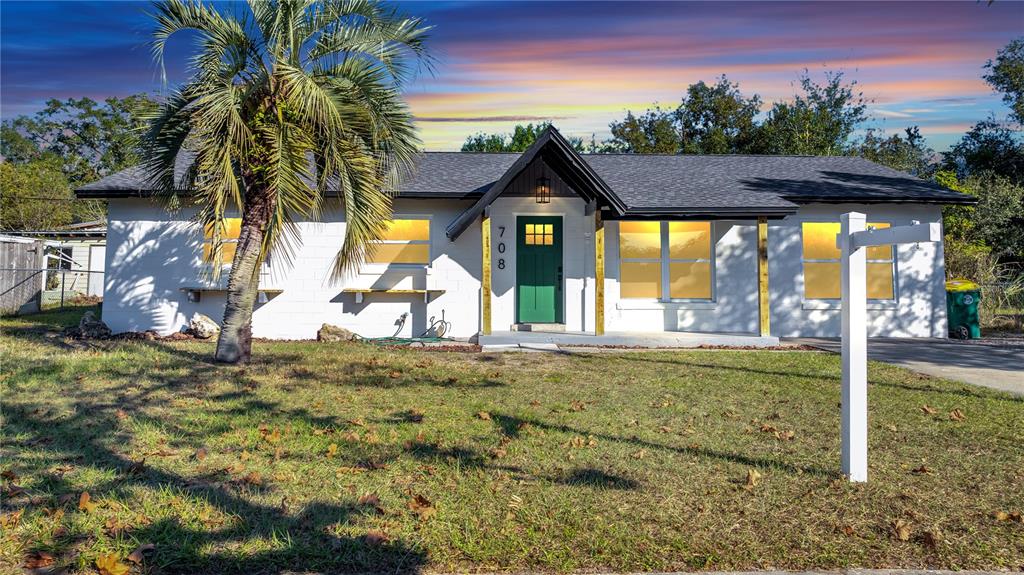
(64, 311), (112, 339)
(189, 313), (221, 339)
(317, 323), (355, 342)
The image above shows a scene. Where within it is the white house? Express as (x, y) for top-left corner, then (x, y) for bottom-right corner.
(75, 128), (972, 341)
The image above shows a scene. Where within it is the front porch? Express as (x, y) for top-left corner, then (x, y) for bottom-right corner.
(476, 329), (781, 351)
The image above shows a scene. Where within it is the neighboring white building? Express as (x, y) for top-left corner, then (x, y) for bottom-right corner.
(5, 221), (107, 303)
(76, 128), (972, 340)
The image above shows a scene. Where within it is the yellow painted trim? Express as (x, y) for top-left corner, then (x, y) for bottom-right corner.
(481, 214), (492, 335)
(594, 211), (605, 336)
(758, 216), (770, 337)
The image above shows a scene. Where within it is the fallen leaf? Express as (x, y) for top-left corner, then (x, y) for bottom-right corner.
(1010, 511), (1023, 523)
(407, 493), (436, 521)
(631, 449), (647, 460)
(658, 426), (672, 433)
(886, 424), (898, 432)
(326, 443), (338, 458)
(1, 469), (17, 482)
(839, 525), (856, 536)
(23, 551), (55, 568)
(241, 471), (262, 486)
(760, 424), (778, 433)
(194, 447), (208, 461)
(744, 469), (762, 489)
(96, 553), (130, 575)
(920, 405), (937, 415)
(357, 493), (384, 514)
(115, 409), (129, 421)
(911, 464), (932, 475)
(406, 409), (425, 423)
(891, 519), (912, 541)
(476, 411), (491, 421)
(3, 483), (25, 498)
(777, 430), (796, 441)
(78, 491), (100, 512)
(949, 409), (966, 421)
(993, 510), (1010, 521)
(240, 450), (251, 461)
(261, 427), (282, 444)
(127, 543), (156, 564)
(0, 509), (23, 528)
(365, 529), (390, 546)
(923, 529), (942, 550)
(569, 400), (586, 412)
(346, 418), (366, 428)
(104, 517), (129, 536)
(529, 400), (541, 407)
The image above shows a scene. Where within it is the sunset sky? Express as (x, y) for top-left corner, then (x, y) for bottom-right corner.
(2, 1), (1021, 151)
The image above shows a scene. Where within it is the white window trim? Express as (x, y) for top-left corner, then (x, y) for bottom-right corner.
(799, 221), (898, 304)
(618, 221), (716, 303)
(360, 214), (433, 273)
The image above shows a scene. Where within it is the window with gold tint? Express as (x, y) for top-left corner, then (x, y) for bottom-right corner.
(801, 221), (894, 300)
(619, 221), (713, 300)
(524, 223), (554, 246)
(368, 218), (431, 265)
(203, 218), (241, 266)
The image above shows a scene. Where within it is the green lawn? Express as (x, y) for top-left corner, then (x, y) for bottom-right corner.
(2, 307), (1022, 574)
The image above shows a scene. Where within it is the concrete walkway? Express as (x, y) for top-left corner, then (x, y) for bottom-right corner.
(478, 330), (780, 352)
(791, 337), (1024, 396)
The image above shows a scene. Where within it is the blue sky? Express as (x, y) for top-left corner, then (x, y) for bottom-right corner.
(2, 1), (1022, 150)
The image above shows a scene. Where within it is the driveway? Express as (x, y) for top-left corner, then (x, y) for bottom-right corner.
(790, 337), (1024, 396)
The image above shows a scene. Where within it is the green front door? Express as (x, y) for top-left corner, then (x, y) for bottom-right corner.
(516, 216), (562, 323)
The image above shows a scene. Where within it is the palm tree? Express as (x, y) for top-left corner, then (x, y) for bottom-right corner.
(143, 0), (430, 363)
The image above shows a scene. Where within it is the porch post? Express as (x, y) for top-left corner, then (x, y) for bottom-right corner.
(481, 212), (492, 335)
(594, 210), (605, 335)
(757, 216), (770, 337)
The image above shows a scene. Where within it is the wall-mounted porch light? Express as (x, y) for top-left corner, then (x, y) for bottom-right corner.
(535, 174), (551, 204)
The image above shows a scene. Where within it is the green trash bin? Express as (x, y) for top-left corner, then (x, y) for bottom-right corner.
(946, 279), (981, 339)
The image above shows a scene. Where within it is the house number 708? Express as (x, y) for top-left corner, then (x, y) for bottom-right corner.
(496, 225), (506, 268)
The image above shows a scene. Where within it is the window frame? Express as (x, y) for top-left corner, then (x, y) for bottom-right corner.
(364, 215), (433, 269)
(618, 220), (716, 302)
(800, 220), (897, 303)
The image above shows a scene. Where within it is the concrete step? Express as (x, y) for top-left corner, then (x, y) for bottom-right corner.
(513, 323), (566, 333)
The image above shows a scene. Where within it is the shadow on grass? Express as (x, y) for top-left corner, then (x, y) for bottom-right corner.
(489, 413), (838, 479)
(2, 403), (427, 574)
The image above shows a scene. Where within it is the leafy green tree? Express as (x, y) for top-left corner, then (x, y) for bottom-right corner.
(1, 95), (157, 184)
(850, 127), (935, 177)
(1, 94), (156, 224)
(984, 37), (1024, 125)
(677, 76), (761, 154)
(144, 0), (430, 363)
(461, 122), (583, 152)
(937, 169), (1024, 261)
(942, 117), (1024, 183)
(0, 159), (73, 231)
(754, 71), (868, 155)
(606, 107), (680, 153)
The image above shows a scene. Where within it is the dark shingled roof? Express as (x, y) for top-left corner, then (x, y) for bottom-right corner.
(77, 139), (972, 213)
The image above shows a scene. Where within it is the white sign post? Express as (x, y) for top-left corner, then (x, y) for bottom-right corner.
(837, 212), (941, 482)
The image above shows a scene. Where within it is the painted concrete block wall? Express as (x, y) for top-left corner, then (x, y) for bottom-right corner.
(603, 219), (759, 333)
(769, 204), (947, 338)
(104, 199), (947, 339)
(103, 198), (481, 338)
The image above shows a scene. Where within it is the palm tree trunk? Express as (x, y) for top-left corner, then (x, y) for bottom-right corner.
(214, 185), (275, 364)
